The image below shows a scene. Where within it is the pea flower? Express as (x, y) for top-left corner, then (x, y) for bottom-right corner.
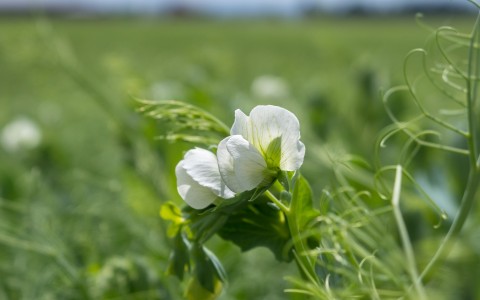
(217, 105), (305, 193)
(251, 75), (289, 100)
(1, 117), (42, 153)
(176, 148), (235, 209)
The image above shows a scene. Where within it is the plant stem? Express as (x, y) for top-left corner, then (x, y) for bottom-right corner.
(419, 13), (480, 282)
(265, 190), (290, 214)
(266, 188), (319, 285)
(391, 166), (427, 300)
(466, 12), (480, 166)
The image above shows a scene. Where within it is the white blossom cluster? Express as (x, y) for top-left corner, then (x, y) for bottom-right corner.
(175, 105), (305, 209)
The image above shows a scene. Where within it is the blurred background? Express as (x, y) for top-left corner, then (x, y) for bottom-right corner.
(0, 0), (478, 299)
(0, 0), (475, 16)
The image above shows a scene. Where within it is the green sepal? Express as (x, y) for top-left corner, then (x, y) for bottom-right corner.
(248, 184), (274, 202)
(278, 170), (297, 192)
(278, 171), (290, 191)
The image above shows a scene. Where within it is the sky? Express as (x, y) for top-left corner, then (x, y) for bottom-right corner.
(0, 0), (474, 15)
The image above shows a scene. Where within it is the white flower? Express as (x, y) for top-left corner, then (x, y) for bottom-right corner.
(217, 105), (305, 193)
(176, 148), (235, 209)
(251, 75), (289, 99)
(1, 117), (42, 153)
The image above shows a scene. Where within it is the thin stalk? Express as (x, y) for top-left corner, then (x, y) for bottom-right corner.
(265, 190), (290, 214)
(266, 190), (318, 284)
(391, 166), (427, 300)
(466, 13), (480, 165)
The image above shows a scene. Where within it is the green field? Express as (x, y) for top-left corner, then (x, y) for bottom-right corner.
(0, 15), (479, 299)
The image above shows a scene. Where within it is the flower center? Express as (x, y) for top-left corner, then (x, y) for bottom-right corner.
(264, 136), (282, 169)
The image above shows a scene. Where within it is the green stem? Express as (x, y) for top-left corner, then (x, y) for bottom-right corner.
(391, 166), (427, 300)
(266, 189), (318, 284)
(466, 12), (480, 166)
(265, 190), (290, 214)
(419, 13), (480, 282)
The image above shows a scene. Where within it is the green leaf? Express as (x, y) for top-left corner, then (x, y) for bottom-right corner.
(191, 244), (226, 293)
(185, 274), (222, 300)
(290, 175), (318, 232)
(189, 211), (230, 245)
(289, 174), (320, 279)
(203, 247), (227, 283)
(166, 232), (191, 280)
(318, 189), (332, 215)
(183, 187), (267, 244)
(217, 196), (292, 262)
(160, 202), (184, 237)
(160, 202), (183, 223)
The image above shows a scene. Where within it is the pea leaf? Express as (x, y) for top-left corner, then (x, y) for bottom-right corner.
(160, 202), (184, 237)
(191, 244), (226, 293)
(217, 195), (293, 262)
(291, 175), (318, 232)
(166, 232), (191, 280)
(183, 186), (271, 244)
(289, 174), (320, 278)
(185, 274), (222, 300)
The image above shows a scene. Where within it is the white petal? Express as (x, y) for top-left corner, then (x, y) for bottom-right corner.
(230, 109), (249, 137)
(280, 140), (305, 171)
(182, 148), (235, 199)
(225, 135), (267, 192)
(175, 160), (218, 209)
(246, 105), (305, 171)
(217, 137), (243, 193)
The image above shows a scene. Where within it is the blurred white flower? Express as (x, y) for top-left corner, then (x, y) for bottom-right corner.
(176, 148), (235, 209)
(1, 117), (42, 152)
(251, 75), (289, 99)
(217, 105), (304, 193)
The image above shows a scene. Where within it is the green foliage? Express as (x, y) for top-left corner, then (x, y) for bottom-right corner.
(160, 201), (184, 237)
(166, 232), (191, 280)
(159, 9), (480, 300)
(288, 174), (319, 281)
(217, 196), (292, 262)
(162, 184), (298, 291)
(137, 99), (230, 145)
(290, 174), (318, 239)
(191, 245), (227, 292)
(1, 12), (479, 300)
(92, 256), (164, 299)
